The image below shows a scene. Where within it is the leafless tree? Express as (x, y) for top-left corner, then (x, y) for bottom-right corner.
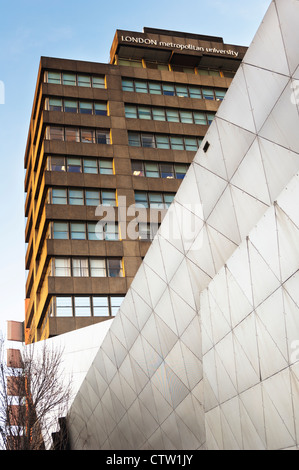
(0, 335), (72, 450)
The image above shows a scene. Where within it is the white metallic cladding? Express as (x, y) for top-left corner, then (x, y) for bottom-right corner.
(67, 0), (299, 450)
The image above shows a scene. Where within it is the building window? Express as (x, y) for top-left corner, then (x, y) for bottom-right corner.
(138, 222), (159, 240)
(53, 295), (125, 317)
(46, 98), (107, 116)
(107, 259), (123, 277)
(50, 221), (119, 241)
(72, 259), (89, 277)
(90, 259), (106, 277)
(54, 258), (71, 277)
(125, 104), (215, 126)
(128, 132), (202, 151)
(48, 156), (114, 175)
(45, 126), (111, 144)
(49, 187), (116, 207)
(56, 297), (73, 317)
(134, 191), (175, 209)
(121, 78), (226, 101)
(70, 222), (86, 240)
(45, 71), (105, 89)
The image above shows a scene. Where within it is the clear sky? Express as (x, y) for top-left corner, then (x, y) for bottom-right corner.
(0, 0), (270, 336)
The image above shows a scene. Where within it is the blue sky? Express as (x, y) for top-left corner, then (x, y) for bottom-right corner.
(0, 0), (270, 336)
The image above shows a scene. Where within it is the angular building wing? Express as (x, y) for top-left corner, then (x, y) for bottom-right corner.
(63, 0), (299, 450)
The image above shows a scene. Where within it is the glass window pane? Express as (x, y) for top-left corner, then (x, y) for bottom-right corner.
(189, 86), (202, 99)
(74, 297), (91, 316)
(166, 109), (179, 122)
(156, 135), (170, 149)
(53, 222), (68, 239)
(162, 84), (175, 96)
(128, 132), (140, 147)
(78, 75), (91, 87)
(164, 193), (175, 207)
(63, 73), (76, 86)
(131, 161), (144, 177)
(152, 108), (165, 121)
(85, 190), (100, 206)
(96, 130), (110, 144)
(149, 193), (163, 208)
(87, 222), (97, 240)
(47, 72), (61, 84)
(170, 136), (184, 150)
(193, 111), (207, 125)
(56, 297), (73, 317)
(184, 137), (198, 151)
(70, 223), (86, 240)
(215, 89), (226, 101)
(202, 88), (214, 100)
(125, 105), (137, 119)
(174, 163), (187, 179)
(49, 98), (62, 111)
(145, 162), (159, 178)
(138, 107), (151, 120)
(107, 259), (123, 277)
(122, 79), (134, 92)
(79, 102), (93, 114)
(99, 159), (113, 175)
(148, 82), (161, 94)
(69, 189), (84, 205)
(138, 222), (151, 240)
(180, 110), (193, 124)
(135, 80), (148, 93)
(105, 223), (118, 240)
(72, 259), (89, 277)
(64, 100), (77, 113)
(90, 259), (106, 277)
(54, 258), (71, 276)
(160, 164), (174, 179)
(94, 103), (107, 116)
(110, 296), (125, 316)
(47, 127), (64, 141)
(102, 190), (116, 206)
(207, 113), (215, 124)
(67, 157), (82, 173)
(93, 297), (109, 316)
(81, 129), (94, 143)
(83, 158), (98, 174)
(52, 188), (67, 205)
(175, 85), (188, 97)
(135, 191), (148, 208)
(141, 134), (155, 148)
(92, 76), (105, 89)
(50, 156), (65, 172)
(65, 128), (80, 142)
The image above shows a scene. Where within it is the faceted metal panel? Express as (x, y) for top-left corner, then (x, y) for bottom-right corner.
(64, 0), (299, 450)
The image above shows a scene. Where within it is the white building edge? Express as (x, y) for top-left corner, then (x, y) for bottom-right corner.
(25, 0), (299, 450)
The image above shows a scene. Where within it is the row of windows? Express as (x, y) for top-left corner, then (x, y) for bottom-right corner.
(51, 221), (119, 241)
(44, 71), (105, 88)
(125, 104), (215, 125)
(117, 59), (234, 78)
(52, 295), (124, 317)
(122, 78), (226, 100)
(128, 132), (202, 151)
(45, 98), (107, 116)
(49, 187), (116, 206)
(51, 220), (159, 242)
(45, 126), (111, 144)
(135, 191), (175, 208)
(132, 160), (188, 179)
(47, 156), (114, 175)
(52, 257), (124, 278)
